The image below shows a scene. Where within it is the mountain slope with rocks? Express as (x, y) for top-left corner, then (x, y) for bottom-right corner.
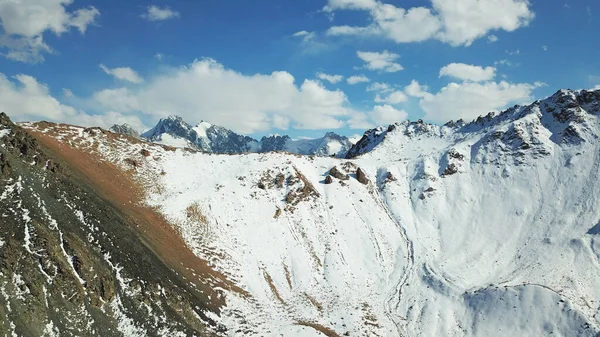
(3, 88), (600, 336)
(0, 114), (237, 336)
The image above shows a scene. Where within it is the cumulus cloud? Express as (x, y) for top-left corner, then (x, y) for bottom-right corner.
(374, 91), (407, 104)
(91, 58), (361, 133)
(141, 5), (179, 21)
(488, 35), (499, 43)
(0, 72), (143, 129)
(316, 72), (344, 84)
(367, 82), (393, 92)
(419, 80), (545, 123)
(370, 105), (408, 124)
(404, 80), (432, 99)
(357, 50), (403, 72)
(347, 75), (370, 84)
(439, 63), (496, 82)
(324, 0), (534, 46)
(100, 64), (144, 84)
(0, 0), (100, 62)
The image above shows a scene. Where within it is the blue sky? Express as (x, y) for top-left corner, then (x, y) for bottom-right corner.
(0, 0), (599, 139)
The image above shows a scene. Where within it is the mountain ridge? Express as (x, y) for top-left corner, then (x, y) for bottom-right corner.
(346, 88), (600, 158)
(117, 115), (353, 157)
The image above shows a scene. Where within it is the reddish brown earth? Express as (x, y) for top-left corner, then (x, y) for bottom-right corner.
(25, 124), (247, 310)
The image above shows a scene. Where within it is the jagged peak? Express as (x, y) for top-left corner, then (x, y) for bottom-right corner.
(347, 88), (600, 158)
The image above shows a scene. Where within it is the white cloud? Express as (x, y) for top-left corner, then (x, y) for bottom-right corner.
(323, 0), (533, 46)
(488, 35), (499, 43)
(367, 82), (392, 92)
(348, 133), (363, 144)
(63, 88), (74, 97)
(0, 0), (100, 62)
(404, 80), (432, 99)
(370, 105), (408, 124)
(141, 5), (179, 22)
(357, 50), (403, 72)
(347, 75), (370, 84)
(347, 111), (373, 129)
(594, 84), (600, 90)
(439, 63), (496, 82)
(155, 53), (165, 61)
(324, 0), (378, 11)
(0, 73), (76, 120)
(100, 64), (144, 84)
(292, 30), (316, 42)
(419, 80), (545, 123)
(505, 49), (520, 55)
(542, 45), (548, 51)
(316, 72), (344, 84)
(91, 58), (360, 133)
(374, 91), (408, 104)
(291, 30), (330, 54)
(70, 111), (146, 132)
(495, 59), (513, 66)
(0, 72), (143, 129)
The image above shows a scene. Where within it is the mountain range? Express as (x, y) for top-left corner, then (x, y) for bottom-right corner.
(2, 87), (600, 336)
(112, 116), (353, 158)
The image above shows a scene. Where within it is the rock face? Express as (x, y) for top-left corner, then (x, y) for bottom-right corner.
(0, 113), (224, 336)
(109, 123), (139, 138)
(356, 167), (369, 184)
(324, 175), (334, 184)
(329, 166), (350, 180)
(141, 116), (352, 157)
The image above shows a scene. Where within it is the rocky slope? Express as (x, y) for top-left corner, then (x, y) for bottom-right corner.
(138, 115), (352, 157)
(3, 87), (600, 336)
(0, 114), (235, 336)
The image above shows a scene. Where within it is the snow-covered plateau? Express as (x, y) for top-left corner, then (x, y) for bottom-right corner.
(19, 88), (600, 336)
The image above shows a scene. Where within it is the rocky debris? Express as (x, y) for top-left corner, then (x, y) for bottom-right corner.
(386, 172), (397, 182)
(110, 123), (140, 138)
(441, 163), (459, 177)
(324, 175), (334, 184)
(274, 207), (282, 219)
(140, 149), (151, 157)
(356, 168), (369, 185)
(257, 169), (286, 190)
(124, 157), (140, 169)
(330, 166), (350, 180)
(285, 168), (320, 212)
(448, 149), (464, 161)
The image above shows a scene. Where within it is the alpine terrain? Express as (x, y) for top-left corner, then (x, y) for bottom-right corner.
(2, 88), (600, 337)
(134, 116), (353, 157)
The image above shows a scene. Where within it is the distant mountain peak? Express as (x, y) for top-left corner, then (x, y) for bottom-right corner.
(109, 123), (140, 138)
(140, 117), (352, 157)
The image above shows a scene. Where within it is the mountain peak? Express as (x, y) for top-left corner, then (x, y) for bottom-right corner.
(109, 123), (140, 138)
(347, 88), (600, 158)
(141, 116), (352, 156)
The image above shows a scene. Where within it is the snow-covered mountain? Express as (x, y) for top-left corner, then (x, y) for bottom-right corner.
(109, 123), (139, 138)
(138, 115), (352, 157)
(7, 87), (600, 336)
